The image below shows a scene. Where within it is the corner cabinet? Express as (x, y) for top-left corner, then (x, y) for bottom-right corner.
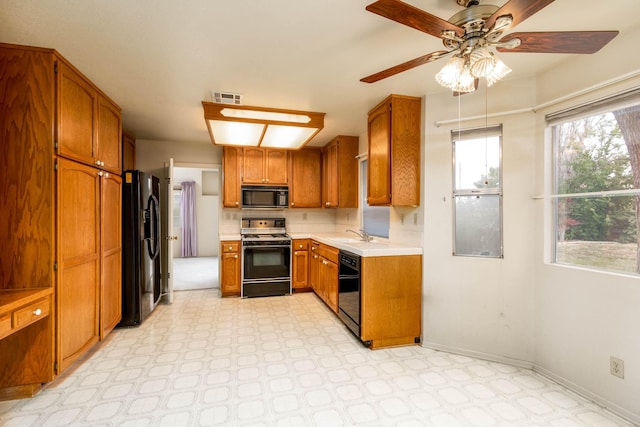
(322, 135), (359, 208)
(289, 149), (322, 208)
(0, 42), (122, 398)
(367, 95), (421, 206)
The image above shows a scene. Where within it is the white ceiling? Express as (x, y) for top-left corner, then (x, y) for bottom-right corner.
(2, 0), (640, 147)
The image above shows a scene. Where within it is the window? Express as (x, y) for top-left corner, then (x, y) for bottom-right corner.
(361, 160), (390, 238)
(549, 89), (640, 275)
(452, 125), (503, 257)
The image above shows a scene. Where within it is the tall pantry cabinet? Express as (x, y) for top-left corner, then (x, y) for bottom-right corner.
(0, 43), (122, 396)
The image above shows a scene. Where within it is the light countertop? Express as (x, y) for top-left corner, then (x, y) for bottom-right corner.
(289, 233), (422, 257)
(220, 233), (422, 257)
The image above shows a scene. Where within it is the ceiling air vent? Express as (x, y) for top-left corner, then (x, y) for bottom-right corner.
(211, 91), (242, 105)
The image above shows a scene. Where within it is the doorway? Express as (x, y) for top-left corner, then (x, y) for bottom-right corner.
(171, 165), (221, 291)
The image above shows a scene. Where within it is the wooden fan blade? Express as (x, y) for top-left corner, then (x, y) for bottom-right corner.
(366, 0), (465, 38)
(485, 0), (555, 30)
(360, 50), (450, 83)
(497, 31), (619, 54)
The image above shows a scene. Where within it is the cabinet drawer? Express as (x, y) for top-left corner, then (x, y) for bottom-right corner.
(0, 313), (11, 339)
(221, 241), (240, 253)
(13, 297), (51, 330)
(316, 244), (339, 264)
(293, 240), (309, 251)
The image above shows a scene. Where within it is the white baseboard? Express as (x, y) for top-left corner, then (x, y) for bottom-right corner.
(533, 364), (640, 426)
(421, 341), (639, 426)
(421, 341), (534, 369)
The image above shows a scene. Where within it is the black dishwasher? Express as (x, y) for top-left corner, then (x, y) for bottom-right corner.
(338, 250), (361, 338)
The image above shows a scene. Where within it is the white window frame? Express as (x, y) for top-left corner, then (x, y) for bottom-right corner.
(452, 125), (503, 258)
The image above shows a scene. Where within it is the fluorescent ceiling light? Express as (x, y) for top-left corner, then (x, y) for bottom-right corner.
(203, 102), (325, 149)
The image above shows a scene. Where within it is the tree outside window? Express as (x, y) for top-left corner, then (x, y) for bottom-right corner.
(553, 102), (640, 274)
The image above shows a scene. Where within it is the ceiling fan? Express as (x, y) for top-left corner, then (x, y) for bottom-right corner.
(360, 0), (619, 92)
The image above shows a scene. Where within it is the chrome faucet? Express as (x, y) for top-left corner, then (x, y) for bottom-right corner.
(346, 228), (371, 242)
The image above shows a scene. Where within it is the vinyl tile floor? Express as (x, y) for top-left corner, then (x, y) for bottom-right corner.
(0, 290), (634, 427)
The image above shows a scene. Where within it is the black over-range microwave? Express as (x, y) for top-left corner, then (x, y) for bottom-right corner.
(241, 186), (288, 208)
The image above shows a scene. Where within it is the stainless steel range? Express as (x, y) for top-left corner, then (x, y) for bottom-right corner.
(240, 217), (292, 298)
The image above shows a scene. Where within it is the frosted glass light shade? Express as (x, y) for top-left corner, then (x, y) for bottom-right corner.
(208, 121), (263, 146)
(470, 48), (496, 78)
(435, 56), (466, 89)
(261, 125), (319, 149)
(486, 58), (512, 86)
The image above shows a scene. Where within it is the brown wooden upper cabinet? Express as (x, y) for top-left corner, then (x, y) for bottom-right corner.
(223, 146), (242, 208)
(289, 148), (322, 208)
(57, 61), (122, 175)
(322, 135), (359, 208)
(367, 95), (421, 206)
(122, 133), (136, 171)
(243, 148), (288, 185)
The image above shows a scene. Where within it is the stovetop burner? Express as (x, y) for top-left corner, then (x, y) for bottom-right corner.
(240, 218), (290, 243)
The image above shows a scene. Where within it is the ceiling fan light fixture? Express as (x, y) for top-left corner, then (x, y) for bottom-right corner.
(435, 56), (466, 89)
(469, 48), (496, 78)
(486, 58), (512, 86)
(451, 67), (477, 93)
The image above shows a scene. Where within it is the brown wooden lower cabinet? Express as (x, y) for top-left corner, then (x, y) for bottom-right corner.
(361, 255), (422, 349)
(292, 239), (310, 290)
(0, 289), (54, 400)
(220, 241), (241, 297)
(309, 241), (339, 313)
(308, 240), (422, 350)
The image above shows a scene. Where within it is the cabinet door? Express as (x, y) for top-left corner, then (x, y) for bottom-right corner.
(265, 149), (288, 184)
(322, 142), (338, 207)
(292, 249), (309, 289)
(242, 148), (266, 184)
(223, 146), (242, 207)
(367, 102), (392, 205)
(100, 172), (121, 339)
(220, 241), (240, 296)
(122, 133), (136, 171)
(221, 252), (240, 296)
(57, 158), (100, 373)
(97, 95), (122, 175)
(309, 245), (320, 294)
(57, 61), (97, 166)
(325, 260), (339, 313)
(290, 149), (321, 208)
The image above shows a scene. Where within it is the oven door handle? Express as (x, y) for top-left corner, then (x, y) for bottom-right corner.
(243, 244), (291, 249)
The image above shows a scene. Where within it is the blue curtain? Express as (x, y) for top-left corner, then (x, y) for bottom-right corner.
(180, 181), (197, 257)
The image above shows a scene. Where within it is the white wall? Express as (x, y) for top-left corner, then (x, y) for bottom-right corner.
(422, 77), (537, 365)
(173, 167), (219, 257)
(532, 25), (640, 421)
(420, 24), (640, 422)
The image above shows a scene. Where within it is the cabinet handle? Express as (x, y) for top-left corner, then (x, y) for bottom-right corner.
(235, 201), (239, 206)
(234, 255), (238, 259)
(228, 246), (233, 250)
(298, 245), (303, 249)
(33, 308), (42, 316)
(322, 260), (328, 265)
(325, 202), (330, 206)
(291, 202), (295, 206)
(95, 160), (101, 166)
(98, 171), (104, 177)
(313, 255), (318, 259)
(105, 172), (109, 178)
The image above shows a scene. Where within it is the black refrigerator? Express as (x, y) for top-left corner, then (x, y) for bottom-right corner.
(120, 170), (162, 326)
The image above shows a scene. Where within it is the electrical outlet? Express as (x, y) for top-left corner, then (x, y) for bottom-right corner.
(413, 213), (418, 225)
(302, 213), (307, 220)
(610, 356), (624, 379)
